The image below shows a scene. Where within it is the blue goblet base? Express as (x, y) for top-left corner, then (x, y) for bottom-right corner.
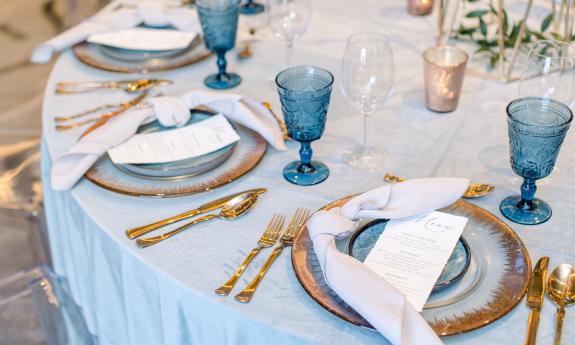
(204, 73), (241, 90)
(240, 2), (264, 14)
(500, 195), (552, 225)
(283, 161), (329, 186)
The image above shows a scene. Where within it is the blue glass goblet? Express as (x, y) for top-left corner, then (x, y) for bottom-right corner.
(196, 0), (242, 89)
(240, 0), (265, 14)
(276, 65), (333, 186)
(500, 97), (573, 225)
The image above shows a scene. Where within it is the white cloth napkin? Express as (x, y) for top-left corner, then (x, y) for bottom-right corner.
(51, 90), (287, 191)
(31, 3), (199, 63)
(307, 178), (469, 345)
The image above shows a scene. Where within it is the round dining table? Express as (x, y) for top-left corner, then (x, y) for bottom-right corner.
(41, 0), (575, 344)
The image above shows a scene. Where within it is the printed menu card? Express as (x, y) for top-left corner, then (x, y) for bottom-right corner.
(108, 114), (240, 164)
(363, 211), (468, 311)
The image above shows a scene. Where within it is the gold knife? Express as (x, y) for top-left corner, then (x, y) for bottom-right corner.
(525, 256), (550, 345)
(79, 92), (148, 139)
(125, 188), (267, 239)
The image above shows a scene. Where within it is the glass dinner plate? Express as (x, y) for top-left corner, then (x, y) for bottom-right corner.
(291, 197), (531, 336)
(72, 35), (211, 73)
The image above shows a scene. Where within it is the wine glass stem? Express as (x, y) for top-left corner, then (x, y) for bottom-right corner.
(362, 112), (370, 152)
(519, 178), (537, 210)
(286, 40), (294, 67)
(298, 141), (314, 172)
(216, 51), (228, 81)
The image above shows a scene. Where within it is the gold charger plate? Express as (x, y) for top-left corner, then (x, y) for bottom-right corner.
(84, 122), (267, 197)
(292, 197), (531, 336)
(72, 35), (212, 73)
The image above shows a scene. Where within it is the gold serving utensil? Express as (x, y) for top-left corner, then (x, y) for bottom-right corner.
(126, 188), (267, 239)
(215, 214), (285, 296)
(262, 102), (289, 141)
(547, 264), (575, 345)
(383, 173), (495, 198)
(79, 92), (149, 139)
(55, 79), (172, 94)
(136, 192), (261, 248)
(525, 256), (549, 345)
(235, 208), (310, 303)
(55, 92), (148, 130)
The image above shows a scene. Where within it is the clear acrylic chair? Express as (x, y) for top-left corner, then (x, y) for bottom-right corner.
(0, 266), (98, 345)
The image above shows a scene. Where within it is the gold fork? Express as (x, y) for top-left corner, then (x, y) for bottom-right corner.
(215, 214), (285, 296)
(55, 92), (148, 131)
(235, 208), (310, 303)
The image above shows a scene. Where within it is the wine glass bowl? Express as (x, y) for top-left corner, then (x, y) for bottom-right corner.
(520, 40), (575, 107)
(340, 32), (395, 171)
(196, 0), (242, 89)
(267, 0), (312, 67)
(500, 97), (572, 225)
(276, 65), (334, 186)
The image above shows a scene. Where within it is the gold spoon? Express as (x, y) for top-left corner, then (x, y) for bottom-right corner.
(383, 173), (495, 198)
(547, 264), (575, 345)
(136, 192), (260, 248)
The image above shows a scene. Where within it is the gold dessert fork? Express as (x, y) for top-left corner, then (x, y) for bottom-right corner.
(235, 208), (310, 303)
(215, 214), (285, 296)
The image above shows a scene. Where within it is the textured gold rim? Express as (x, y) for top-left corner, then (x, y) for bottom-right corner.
(72, 39), (212, 73)
(291, 197), (531, 336)
(84, 124), (267, 198)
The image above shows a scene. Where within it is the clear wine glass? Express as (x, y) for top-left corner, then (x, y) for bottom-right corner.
(518, 39), (575, 183)
(340, 32), (395, 171)
(267, 0), (312, 68)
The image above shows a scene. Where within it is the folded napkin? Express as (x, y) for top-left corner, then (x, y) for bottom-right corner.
(307, 178), (469, 345)
(31, 2), (199, 63)
(51, 90), (286, 191)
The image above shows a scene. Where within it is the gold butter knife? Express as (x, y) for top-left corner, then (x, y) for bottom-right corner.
(125, 188), (267, 239)
(525, 256), (550, 345)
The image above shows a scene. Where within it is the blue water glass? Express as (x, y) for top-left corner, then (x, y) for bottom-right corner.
(276, 65), (334, 186)
(196, 0), (242, 89)
(240, 0), (265, 14)
(500, 97), (572, 225)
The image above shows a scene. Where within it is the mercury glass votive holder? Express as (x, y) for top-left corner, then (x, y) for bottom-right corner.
(423, 45), (468, 113)
(407, 0), (433, 15)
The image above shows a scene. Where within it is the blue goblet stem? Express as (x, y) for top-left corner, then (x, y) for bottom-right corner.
(298, 141), (315, 173)
(216, 51), (228, 81)
(518, 178), (537, 211)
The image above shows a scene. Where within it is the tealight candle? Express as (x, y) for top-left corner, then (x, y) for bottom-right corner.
(407, 0), (433, 16)
(423, 45), (468, 113)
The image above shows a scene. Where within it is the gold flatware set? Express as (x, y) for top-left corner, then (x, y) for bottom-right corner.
(525, 257), (575, 345)
(126, 188), (309, 301)
(383, 173), (495, 198)
(55, 92), (149, 137)
(126, 188), (267, 247)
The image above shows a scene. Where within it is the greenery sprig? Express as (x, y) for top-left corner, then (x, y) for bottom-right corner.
(452, 0), (571, 68)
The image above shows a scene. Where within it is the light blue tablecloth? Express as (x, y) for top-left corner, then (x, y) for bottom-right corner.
(41, 0), (575, 344)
